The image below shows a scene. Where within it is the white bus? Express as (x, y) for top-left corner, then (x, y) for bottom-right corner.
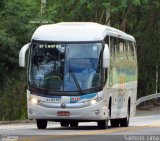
(19, 22), (137, 129)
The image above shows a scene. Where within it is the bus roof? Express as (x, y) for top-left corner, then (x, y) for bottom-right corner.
(32, 22), (135, 42)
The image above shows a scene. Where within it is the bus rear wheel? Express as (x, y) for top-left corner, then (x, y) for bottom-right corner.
(36, 119), (47, 129)
(97, 119), (108, 129)
(119, 106), (130, 127)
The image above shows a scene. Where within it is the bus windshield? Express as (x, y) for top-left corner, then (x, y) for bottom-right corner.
(29, 42), (103, 93)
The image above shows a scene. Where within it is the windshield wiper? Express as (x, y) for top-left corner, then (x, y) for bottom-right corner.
(69, 69), (83, 94)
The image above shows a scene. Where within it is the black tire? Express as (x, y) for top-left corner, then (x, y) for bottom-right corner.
(36, 119), (47, 129)
(119, 117), (129, 127)
(110, 119), (119, 127)
(97, 120), (108, 129)
(119, 105), (130, 127)
(60, 121), (69, 127)
(70, 121), (78, 127)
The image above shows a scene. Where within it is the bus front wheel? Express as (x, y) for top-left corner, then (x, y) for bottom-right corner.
(36, 119), (47, 129)
(97, 119), (108, 129)
(60, 121), (69, 127)
(70, 121), (78, 127)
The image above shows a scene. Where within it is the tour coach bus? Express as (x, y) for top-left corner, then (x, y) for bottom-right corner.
(19, 22), (137, 129)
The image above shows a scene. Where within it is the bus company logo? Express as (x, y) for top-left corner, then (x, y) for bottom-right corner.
(61, 103), (66, 108)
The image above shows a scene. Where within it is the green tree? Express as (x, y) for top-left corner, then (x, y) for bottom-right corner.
(0, 0), (40, 120)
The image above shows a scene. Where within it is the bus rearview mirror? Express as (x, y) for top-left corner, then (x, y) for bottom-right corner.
(19, 43), (30, 67)
(103, 44), (110, 68)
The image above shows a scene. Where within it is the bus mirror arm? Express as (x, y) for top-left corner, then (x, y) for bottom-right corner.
(103, 44), (110, 68)
(19, 43), (30, 67)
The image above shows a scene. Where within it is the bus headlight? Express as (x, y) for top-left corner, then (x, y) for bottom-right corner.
(29, 97), (39, 104)
(90, 99), (97, 105)
(84, 96), (103, 105)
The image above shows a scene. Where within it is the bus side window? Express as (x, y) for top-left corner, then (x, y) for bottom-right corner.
(104, 36), (109, 44)
(126, 41), (130, 59)
(129, 41), (135, 59)
(124, 40), (128, 60)
(114, 38), (120, 60)
(110, 36), (115, 60)
(118, 38), (122, 59)
(118, 39), (127, 60)
(132, 42), (136, 60)
(133, 42), (137, 60)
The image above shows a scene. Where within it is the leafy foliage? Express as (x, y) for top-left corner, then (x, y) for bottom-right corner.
(0, 0), (39, 120)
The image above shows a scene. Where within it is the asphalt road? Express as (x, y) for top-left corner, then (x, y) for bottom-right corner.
(0, 114), (160, 141)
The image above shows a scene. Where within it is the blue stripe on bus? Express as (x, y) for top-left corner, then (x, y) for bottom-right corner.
(70, 93), (97, 103)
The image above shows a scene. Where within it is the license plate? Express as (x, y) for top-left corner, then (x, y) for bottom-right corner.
(57, 111), (70, 116)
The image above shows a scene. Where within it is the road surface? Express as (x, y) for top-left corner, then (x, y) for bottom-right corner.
(0, 114), (160, 141)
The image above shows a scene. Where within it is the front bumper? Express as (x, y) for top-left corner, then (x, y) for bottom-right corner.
(27, 100), (108, 121)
